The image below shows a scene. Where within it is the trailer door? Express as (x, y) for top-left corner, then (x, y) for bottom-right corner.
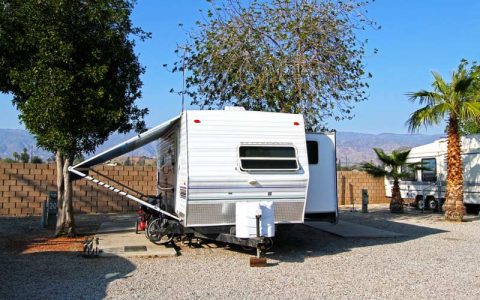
(305, 133), (338, 219)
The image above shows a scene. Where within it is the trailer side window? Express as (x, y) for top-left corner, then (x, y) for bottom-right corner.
(306, 141), (318, 164)
(401, 164), (417, 181)
(421, 158), (436, 182)
(239, 146), (298, 171)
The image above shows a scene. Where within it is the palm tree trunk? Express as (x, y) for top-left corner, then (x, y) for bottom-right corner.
(443, 116), (465, 222)
(390, 178), (404, 213)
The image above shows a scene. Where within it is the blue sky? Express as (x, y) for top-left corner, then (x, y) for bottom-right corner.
(1, 0), (479, 134)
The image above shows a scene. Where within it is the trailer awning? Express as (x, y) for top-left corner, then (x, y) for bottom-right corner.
(72, 114), (181, 170)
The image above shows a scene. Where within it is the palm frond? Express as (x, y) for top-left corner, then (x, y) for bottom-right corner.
(391, 149), (410, 164)
(406, 90), (442, 106)
(408, 161), (431, 171)
(460, 101), (480, 121)
(373, 148), (395, 166)
(361, 162), (388, 177)
(406, 104), (446, 132)
(454, 77), (473, 93)
(432, 71), (449, 95)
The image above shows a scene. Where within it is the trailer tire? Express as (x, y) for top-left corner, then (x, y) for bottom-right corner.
(429, 199), (438, 211)
(417, 198), (425, 210)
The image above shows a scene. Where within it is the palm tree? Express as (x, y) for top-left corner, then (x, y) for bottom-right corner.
(12, 151), (19, 162)
(406, 64), (480, 222)
(362, 148), (423, 213)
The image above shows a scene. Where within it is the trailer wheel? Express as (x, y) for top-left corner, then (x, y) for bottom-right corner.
(429, 199), (438, 211)
(260, 237), (274, 251)
(417, 198), (425, 210)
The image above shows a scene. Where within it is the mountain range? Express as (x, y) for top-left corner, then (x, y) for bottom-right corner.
(335, 131), (442, 165)
(0, 129), (443, 165)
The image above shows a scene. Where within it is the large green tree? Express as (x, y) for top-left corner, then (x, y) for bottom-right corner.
(170, 0), (377, 130)
(0, 0), (149, 235)
(406, 62), (480, 222)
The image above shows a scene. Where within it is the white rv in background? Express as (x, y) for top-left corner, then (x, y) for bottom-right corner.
(71, 108), (338, 249)
(384, 134), (480, 212)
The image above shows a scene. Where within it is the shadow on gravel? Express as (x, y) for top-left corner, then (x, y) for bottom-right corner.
(210, 209), (451, 264)
(0, 215), (136, 299)
(175, 208), (452, 264)
(0, 251), (136, 299)
(263, 210), (450, 263)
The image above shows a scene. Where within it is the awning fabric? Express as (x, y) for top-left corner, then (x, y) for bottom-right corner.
(72, 114), (181, 170)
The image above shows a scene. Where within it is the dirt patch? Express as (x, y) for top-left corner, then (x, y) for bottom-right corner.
(0, 215), (103, 254)
(21, 236), (85, 254)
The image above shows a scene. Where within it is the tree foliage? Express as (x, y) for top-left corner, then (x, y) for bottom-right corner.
(0, 0), (149, 235)
(31, 156), (44, 164)
(171, 0), (377, 130)
(406, 61), (480, 133)
(19, 148), (30, 163)
(361, 148), (425, 181)
(459, 61), (480, 135)
(0, 0), (149, 158)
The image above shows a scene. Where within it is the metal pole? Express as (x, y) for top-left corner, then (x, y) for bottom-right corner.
(255, 215), (261, 259)
(182, 48), (185, 112)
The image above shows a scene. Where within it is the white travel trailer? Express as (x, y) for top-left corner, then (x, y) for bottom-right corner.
(70, 108), (338, 249)
(384, 134), (480, 212)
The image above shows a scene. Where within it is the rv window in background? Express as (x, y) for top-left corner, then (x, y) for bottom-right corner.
(401, 164), (417, 181)
(239, 146), (298, 171)
(306, 141), (319, 164)
(421, 158), (436, 182)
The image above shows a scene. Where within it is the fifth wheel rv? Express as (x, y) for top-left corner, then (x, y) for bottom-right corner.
(384, 134), (480, 213)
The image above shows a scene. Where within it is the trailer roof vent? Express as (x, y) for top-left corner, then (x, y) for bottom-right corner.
(224, 106), (245, 111)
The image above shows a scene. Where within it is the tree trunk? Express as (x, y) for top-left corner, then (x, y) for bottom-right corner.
(390, 178), (404, 213)
(55, 151), (65, 236)
(55, 153), (76, 236)
(443, 116), (465, 222)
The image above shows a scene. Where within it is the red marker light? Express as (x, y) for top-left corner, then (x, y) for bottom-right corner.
(194, 119), (201, 123)
(293, 121), (300, 126)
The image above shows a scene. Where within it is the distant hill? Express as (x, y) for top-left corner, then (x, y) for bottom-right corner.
(336, 131), (443, 165)
(0, 128), (443, 165)
(0, 129), (156, 161)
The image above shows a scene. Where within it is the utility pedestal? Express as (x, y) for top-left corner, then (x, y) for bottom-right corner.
(41, 191), (58, 228)
(362, 189), (369, 213)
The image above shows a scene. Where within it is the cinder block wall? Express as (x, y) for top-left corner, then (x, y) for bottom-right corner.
(0, 163), (387, 216)
(0, 163), (157, 216)
(337, 171), (388, 205)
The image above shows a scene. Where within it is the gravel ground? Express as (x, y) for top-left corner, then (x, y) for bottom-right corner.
(1, 206), (479, 299)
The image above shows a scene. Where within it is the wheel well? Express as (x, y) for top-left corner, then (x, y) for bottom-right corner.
(465, 204), (480, 215)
